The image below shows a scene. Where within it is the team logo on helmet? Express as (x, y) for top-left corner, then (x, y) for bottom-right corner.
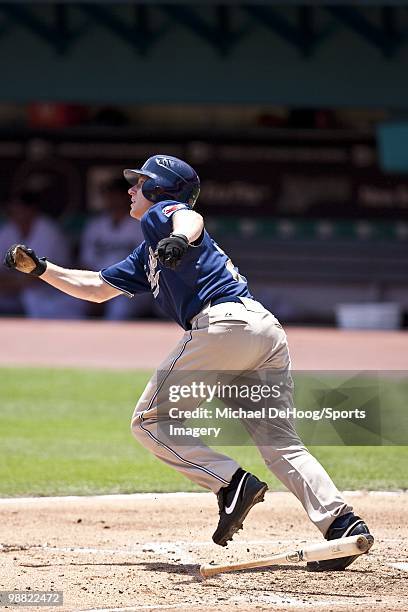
(156, 157), (173, 170)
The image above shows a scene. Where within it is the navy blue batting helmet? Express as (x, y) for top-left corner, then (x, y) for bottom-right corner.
(124, 155), (200, 207)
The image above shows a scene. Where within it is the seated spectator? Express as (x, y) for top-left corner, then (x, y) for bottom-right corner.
(0, 192), (86, 318)
(80, 178), (155, 320)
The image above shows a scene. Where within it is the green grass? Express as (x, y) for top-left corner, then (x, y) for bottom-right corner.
(0, 368), (407, 496)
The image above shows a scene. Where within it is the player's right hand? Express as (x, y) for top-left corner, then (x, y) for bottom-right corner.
(155, 234), (189, 270)
(4, 244), (47, 276)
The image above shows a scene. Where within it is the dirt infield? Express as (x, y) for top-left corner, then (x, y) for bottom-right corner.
(0, 492), (407, 612)
(0, 319), (407, 370)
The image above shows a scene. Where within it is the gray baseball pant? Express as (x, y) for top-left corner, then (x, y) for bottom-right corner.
(131, 298), (352, 535)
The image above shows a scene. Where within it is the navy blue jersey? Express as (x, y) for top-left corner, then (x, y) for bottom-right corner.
(100, 200), (253, 330)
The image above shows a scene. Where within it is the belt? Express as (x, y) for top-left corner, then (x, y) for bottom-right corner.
(210, 296), (244, 307)
(190, 296), (252, 327)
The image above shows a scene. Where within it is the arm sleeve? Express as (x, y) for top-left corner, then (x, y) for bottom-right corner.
(100, 243), (150, 297)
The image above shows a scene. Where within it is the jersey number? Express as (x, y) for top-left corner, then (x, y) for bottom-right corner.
(214, 244), (244, 283)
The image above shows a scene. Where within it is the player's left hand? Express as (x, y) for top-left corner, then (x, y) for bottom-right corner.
(155, 234), (189, 270)
(4, 244), (47, 276)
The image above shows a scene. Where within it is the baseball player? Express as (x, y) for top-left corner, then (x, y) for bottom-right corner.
(4, 155), (371, 570)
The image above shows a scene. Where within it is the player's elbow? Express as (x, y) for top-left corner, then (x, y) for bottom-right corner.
(92, 292), (109, 304)
(95, 277), (125, 302)
(190, 211), (204, 229)
(92, 287), (115, 303)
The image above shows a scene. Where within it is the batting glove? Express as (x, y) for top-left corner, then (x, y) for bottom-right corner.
(155, 234), (189, 270)
(4, 244), (47, 276)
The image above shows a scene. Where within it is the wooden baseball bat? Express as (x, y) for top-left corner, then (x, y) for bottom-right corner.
(200, 534), (374, 578)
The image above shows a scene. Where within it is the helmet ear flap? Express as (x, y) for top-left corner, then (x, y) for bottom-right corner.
(141, 178), (165, 203)
(150, 184), (166, 203)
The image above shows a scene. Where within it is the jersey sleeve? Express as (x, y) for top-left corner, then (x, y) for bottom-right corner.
(141, 201), (193, 241)
(99, 243), (150, 297)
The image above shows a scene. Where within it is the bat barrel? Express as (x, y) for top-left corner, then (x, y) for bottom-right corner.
(356, 533), (374, 553)
(301, 534), (374, 562)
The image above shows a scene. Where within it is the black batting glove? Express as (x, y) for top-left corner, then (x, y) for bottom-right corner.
(155, 234), (189, 270)
(4, 244), (47, 276)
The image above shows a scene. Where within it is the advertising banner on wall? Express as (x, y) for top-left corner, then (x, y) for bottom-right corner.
(0, 131), (407, 220)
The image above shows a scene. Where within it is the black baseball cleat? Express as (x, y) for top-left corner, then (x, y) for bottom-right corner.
(212, 469), (268, 547)
(307, 512), (372, 572)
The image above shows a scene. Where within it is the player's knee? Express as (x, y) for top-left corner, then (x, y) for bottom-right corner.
(130, 414), (144, 441)
(262, 444), (305, 470)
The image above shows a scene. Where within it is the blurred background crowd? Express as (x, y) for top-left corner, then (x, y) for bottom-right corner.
(0, 2), (407, 328)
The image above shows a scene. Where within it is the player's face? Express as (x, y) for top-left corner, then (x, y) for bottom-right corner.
(128, 176), (151, 219)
